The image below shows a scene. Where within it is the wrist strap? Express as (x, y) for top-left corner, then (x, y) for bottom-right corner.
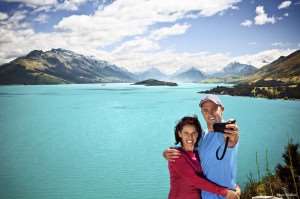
(216, 137), (229, 160)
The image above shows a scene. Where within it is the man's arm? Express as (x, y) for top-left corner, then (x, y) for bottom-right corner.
(162, 148), (181, 161)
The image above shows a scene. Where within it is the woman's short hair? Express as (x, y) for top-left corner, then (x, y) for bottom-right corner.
(174, 115), (203, 147)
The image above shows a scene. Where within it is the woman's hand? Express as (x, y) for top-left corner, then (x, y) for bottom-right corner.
(162, 148), (181, 162)
(225, 190), (240, 199)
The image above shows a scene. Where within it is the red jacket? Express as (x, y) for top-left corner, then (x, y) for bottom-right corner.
(168, 148), (227, 199)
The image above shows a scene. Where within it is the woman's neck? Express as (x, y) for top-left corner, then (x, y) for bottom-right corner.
(182, 146), (194, 152)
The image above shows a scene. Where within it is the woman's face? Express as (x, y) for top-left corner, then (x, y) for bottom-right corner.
(178, 124), (199, 151)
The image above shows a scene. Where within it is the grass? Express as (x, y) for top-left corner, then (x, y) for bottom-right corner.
(241, 139), (300, 199)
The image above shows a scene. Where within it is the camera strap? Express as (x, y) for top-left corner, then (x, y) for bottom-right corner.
(216, 137), (229, 160)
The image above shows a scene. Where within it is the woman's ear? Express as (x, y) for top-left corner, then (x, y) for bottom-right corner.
(178, 130), (183, 138)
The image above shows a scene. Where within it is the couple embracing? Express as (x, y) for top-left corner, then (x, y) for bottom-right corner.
(164, 94), (240, 199)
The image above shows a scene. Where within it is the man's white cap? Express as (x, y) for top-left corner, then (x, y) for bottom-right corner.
(199, 94), (224, 108)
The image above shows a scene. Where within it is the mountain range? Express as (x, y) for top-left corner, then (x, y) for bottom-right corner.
(200, 50), (300, 99)
(0, 48), (299, 85)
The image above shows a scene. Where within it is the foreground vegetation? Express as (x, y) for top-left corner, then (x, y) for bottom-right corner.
(241, 140), (300, 199)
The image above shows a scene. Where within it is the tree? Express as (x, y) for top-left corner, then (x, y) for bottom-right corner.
(276, 140), (300, 197)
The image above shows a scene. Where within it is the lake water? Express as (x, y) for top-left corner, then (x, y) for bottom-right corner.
(0, 83), (299, 199)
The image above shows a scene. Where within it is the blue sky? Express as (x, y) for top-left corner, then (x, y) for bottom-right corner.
(0, 0), (299, 74)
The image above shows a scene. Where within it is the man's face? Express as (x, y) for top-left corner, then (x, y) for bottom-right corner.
(200, 101), (224, 129)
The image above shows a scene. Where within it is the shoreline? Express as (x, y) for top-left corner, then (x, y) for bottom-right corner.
(199, 81), (300, 100)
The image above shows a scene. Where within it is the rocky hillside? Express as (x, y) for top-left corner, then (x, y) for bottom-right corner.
(0, 48), (137, 85)
(244, 50), (300, 83)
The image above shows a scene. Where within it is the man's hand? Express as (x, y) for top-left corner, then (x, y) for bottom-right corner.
(235, 185), (241, 197)
(225, 190), (240, 199)
(162, 148), (181, 162)
(224, 123), (239, 147)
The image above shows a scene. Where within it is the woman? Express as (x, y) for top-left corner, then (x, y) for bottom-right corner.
(168, 116), (239, 199)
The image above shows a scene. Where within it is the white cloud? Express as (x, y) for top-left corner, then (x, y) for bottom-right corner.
(3, 0), (90, 11)
(112, 38), (160, 54)
(0, 10), (30, 29)
(241, 19), (252, 27)
(4, 0), (295, 75)
(0, 12), (9, 20)
(34, 14), (49, 23)
(233, 48), (295, 68)
(54, 0), (89, 11)
(108, 50), (231, 74)
(277, 16), (284, 20)
(284, 13), (289, 17)
(54, 0), (240, 48)
(108, 48), (297, 73)
(3, 0), (57, 7)
(272, 42), (283, 47)
(254, 6), (276, 25)
(278, 1), (292, 9)
(149, 23), (191, 40)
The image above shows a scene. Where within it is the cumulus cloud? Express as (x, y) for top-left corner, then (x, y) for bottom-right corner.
(54, 0), (240, 47)
(54, 0), (90, 11)
(241, 5), (277, 27)
(0, 12), (9, 20)
(34, 14), (49, 23)
(108, 48), (297, 74)
(272, 42), (285, 47)
(3, 0), (90, 11)
(149, 23), (191, 41)
(254, 6), (276, 25)
(241, 19), (252, 27)
(233, 48), (295, 68)
(3, 0), (57, 7)
(108, 50), (231, 74)
(2, 0), (294, 74)
(0, 10), (30, 29)
(278, 1), (292, 9)
(112, 38), (161, 54)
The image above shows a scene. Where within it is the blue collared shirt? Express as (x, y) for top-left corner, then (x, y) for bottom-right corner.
(198, 131), (239, 199)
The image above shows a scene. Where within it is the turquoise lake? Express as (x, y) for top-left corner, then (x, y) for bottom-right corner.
(0, 83), (299, 199)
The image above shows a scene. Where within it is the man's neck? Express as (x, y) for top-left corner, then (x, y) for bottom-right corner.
(207, 125), (214, 132)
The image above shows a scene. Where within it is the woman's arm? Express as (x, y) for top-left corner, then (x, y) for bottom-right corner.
(169, 155), (228, 197)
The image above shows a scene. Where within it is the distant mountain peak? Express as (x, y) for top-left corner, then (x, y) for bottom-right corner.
(171, 67), (206, 82)
(223, 62), (257, 75)
(183, 66), (199, 72)
(208, 62), (257, 78)
(50, 48), (72, 53)
(136, 67), (167, 81)
(26, 50), (44, 58)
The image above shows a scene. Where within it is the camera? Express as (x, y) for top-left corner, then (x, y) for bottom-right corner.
(213, 119), (236, 133)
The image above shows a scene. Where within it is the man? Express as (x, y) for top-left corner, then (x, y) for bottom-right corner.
(163, 94), (240, 199)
